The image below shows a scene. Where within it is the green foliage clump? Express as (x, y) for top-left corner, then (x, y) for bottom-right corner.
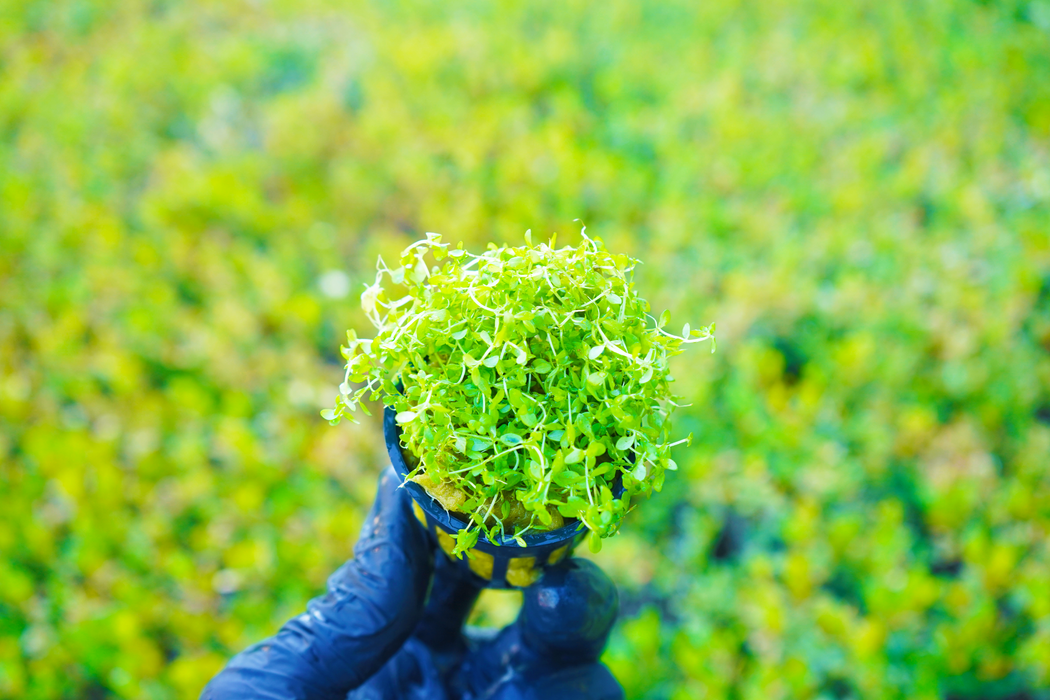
(325, 231), (714, 554)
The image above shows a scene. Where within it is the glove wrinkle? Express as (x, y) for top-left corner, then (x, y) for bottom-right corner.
(346, 638), (450, 700)
(528, 665), (624, 700)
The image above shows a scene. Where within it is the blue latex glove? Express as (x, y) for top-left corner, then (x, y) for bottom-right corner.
(201, 466), (624, 700)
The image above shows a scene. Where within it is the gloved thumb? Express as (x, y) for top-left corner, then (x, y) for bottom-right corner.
(519, 558), (618, 667)
(454, 558), (624, 700)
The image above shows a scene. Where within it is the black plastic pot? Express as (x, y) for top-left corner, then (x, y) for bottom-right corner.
(384, 406), (591, 589)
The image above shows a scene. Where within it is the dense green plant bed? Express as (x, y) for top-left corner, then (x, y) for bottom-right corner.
(325, 232), (714, 555)
(2, 1), (1049, 698)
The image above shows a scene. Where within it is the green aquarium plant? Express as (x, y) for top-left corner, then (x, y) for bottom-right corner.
(323, 229), (715, 557)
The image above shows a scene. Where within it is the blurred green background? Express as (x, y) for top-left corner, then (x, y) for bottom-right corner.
(2, 0), (1050, 698)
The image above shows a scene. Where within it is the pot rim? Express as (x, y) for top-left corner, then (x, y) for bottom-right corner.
(384, 405), (589, 549)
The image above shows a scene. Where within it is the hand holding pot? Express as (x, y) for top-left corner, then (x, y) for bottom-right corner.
(201, 467), (624, 700)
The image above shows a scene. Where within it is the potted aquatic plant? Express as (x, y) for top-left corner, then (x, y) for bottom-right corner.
(323, 229), (714, 586)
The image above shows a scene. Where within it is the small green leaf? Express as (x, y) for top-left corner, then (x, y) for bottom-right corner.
(528, 460), (543, 479)
(395, 410), (418, 424)
(658, 309), (670, 328)
(500, 433), (523, 446)
(588, 344), (605, 360)
(616, 434), (635, 451)
(588, 530), (603, 553)
(451, 528), (480, 558)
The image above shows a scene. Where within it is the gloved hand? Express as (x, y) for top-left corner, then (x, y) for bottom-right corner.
(201, 466), (624, 700)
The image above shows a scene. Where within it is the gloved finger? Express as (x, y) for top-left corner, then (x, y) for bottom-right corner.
(343, 553), (475, 699)
(201, 466), (433, 700)
(412, 544), (483, 663)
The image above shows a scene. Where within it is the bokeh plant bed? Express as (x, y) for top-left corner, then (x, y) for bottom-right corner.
(2, 1), (1049, 699)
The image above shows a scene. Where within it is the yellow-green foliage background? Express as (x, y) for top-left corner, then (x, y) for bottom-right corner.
(2, 0), (1050, 698)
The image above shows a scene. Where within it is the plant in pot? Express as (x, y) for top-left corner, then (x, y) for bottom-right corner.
(322, 229), (715, 588)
